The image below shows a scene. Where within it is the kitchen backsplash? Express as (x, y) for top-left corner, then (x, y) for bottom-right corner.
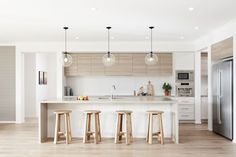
(65, 76), (174, 96)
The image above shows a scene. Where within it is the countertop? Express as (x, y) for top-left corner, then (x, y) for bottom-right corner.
(41, 96), (177, 104)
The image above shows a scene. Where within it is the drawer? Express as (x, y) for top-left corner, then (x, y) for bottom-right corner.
(175, 97), (195, 104)
(179, 113), (194, 120)
(179, 104), (194, 113)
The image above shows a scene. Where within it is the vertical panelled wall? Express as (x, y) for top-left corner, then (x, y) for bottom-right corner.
(0, 46), (16, 121)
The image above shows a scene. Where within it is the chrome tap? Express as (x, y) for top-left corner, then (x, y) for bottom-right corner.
(111, 85), (116, 99)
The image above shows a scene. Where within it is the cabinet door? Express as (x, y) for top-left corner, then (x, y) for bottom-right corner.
(105, 54), (132, 76)
(64, 54), (78, 76)
(91, 53), (104, 75)
(118, 54), (132, 75)
(174, 52), (195, 70)
(211, 37), (233, 61)
(160, 53), (172, 76)
(77, 54), (92, 75)
(146, 53), (162, 75)
(132, 53), (147, 75)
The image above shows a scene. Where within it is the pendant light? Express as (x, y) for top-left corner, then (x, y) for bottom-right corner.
(103, 26), (115, 66)
(62, 27), (72, 67)
(145, 26), (158, 65)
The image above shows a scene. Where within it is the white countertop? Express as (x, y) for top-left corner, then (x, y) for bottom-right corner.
(41, 96), (177, 104)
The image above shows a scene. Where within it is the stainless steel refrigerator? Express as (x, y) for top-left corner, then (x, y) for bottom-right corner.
(212, 58), (233, 140)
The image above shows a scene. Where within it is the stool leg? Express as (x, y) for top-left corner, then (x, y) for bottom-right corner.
(83, 113), (89, 143)
(54, 114), (59, 144)
(125, 114), (131, 145)
(129, 113), (133, 142)
(146, 113), (150, 142)
(65, 113), (69, 144)
(94, 113), (99, 144)
(115, 113), (121, 144)
(159, 114), (164, 145)
(87, 114), (91, 141)
(119, 114), (123, 141)
(68, 113), (72, 142)
(148, 114), (153, 144)
(97, 113), (102, 142)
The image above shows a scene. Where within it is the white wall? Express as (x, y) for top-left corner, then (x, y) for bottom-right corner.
(24, 53), (36, 118)
(35, 53), (57, 117)
(66, 76), (173, 96)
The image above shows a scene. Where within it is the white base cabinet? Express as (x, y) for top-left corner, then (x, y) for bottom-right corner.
(176, 97), (195, 121)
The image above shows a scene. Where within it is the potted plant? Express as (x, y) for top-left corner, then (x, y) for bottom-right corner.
(162, 82), (172, 96)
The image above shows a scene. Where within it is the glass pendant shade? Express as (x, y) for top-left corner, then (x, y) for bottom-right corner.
(62, 26), (72, 67)
(145, 52), (158, 65)
(145, 26), (158, 65)
(102, 52), (115, 66)
(63, 53), (72, 67)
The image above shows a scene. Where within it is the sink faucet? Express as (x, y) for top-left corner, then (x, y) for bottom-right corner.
(111, 85), (116, 99)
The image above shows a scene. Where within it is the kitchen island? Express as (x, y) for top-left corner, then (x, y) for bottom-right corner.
(40, 96), (179, 143)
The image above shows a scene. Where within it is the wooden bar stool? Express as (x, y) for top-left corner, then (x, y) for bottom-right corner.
(146, 110), (164, 144)
(114, 110), (133, 145)
(83, 110), (101, 144)
(54, 110), (72, 144)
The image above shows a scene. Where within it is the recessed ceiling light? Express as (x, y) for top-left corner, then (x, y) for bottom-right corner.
(188, 7), (194, 11)
(180, 36), (185, 40)
(91, 7), (97, 11)
(194, 26), (199, 30)
(75, 36), (79, 40)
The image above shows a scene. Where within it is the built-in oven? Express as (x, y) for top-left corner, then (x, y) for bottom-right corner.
(176, 70), (194, 82)
(176, 82), (194, 97)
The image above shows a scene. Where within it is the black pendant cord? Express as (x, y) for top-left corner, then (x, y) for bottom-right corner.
(64, 27), (68, 57)
(149, 26), (154, 57)
(107, 27), (111, 57)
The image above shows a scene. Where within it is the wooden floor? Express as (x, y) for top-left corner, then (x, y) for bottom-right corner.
(0, 120), (236, 157)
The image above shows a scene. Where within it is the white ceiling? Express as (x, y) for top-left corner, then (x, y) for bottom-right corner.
(0, 0), (236, 42)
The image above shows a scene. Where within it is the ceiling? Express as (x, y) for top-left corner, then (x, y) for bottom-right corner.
(0, 0), (236, 42)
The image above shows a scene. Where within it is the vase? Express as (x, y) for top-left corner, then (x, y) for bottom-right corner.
(164, 91), (170, 96)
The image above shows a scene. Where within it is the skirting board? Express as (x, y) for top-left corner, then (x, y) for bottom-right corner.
(0, 121), (16, 123)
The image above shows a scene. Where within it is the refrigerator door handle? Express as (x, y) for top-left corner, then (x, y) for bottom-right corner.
(218, 70), (222, 124)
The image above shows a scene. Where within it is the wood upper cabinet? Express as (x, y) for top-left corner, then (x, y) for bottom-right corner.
(211, 37), (233, 61)
(64, 52), (173, 76)
(132, 53), (147, 75)
(146, 53), (172, 76)
(77, 54), (92, 75)
(105, 53), (132, 76)
(160, 53), (172, 75)
(91, 53), (105, 75)
(146, 53), (162, 75)
(64, 54), (78, 76)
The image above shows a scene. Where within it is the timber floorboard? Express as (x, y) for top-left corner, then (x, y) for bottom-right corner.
(0, 120), (236, 157)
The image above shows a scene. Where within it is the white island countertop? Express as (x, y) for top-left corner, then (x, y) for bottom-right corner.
(41, 96), (177, 104)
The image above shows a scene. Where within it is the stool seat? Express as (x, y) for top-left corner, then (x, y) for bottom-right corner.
(146, 110), (164, 114)
(54, 110), (72, 114)
(84, 110), (101, 114)
(116, 110), (133, 114)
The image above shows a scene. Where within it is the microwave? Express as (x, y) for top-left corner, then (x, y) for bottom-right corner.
(176, 70), (194, 82)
